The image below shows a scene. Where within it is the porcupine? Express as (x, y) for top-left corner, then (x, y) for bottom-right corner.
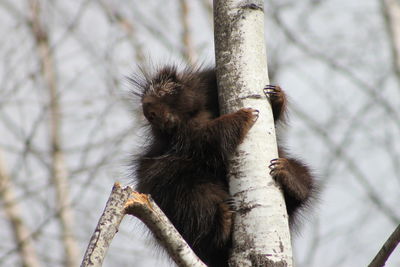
(130, 65), (316, 267)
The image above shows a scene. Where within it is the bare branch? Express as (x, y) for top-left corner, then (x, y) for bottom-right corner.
(81, 183), (206, 267)
(0, 149), (42, 267)
(368, 223), (400, 267)
(125, 192), (206, 267)
(179, 0), (197, 65)
(28, 1), (80, 266)
(80, 183), (132, 267)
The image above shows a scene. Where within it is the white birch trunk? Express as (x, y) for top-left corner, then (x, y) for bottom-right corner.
(213, 1), (293, 266)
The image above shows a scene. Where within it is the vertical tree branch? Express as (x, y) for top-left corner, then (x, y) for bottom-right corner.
(28, 1), (80, 266)
(0, 149), (42, 267)
(179, 0), (197, 65)
(214, 0), (292, 266)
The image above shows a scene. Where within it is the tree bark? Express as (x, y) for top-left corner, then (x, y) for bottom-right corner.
(81, 183), (206, 267)
(214, 1), (293, 266)
(125, 191), (206, 267)
(80, 183), (132, 267)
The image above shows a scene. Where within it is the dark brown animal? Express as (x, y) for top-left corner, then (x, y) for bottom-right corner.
(130, 66), (316, 267)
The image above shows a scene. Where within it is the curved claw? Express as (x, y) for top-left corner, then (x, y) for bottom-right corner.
(252, 109), (259, 122)
(263, 85), (282, 98)
(223, 198), (238, 212)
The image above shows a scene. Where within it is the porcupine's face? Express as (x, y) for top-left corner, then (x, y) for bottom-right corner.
(141, 66), (203, 133)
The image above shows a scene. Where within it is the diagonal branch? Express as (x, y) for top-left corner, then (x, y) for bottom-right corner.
(368, 223), (400, 267)
(81, 183), (206, 267)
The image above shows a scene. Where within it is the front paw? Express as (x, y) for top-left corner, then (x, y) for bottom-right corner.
(240, 107), (259, 123)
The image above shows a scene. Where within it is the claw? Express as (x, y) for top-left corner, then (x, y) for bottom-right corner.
(263, 85), (282, 98)
(246, 108), (259, 122)
(269, 158), (279, 169)
(269, 163), (276, 169)
(224, 198), (238, 212)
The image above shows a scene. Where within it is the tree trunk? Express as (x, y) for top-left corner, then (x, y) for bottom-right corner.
(213, 1), (293, 266)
